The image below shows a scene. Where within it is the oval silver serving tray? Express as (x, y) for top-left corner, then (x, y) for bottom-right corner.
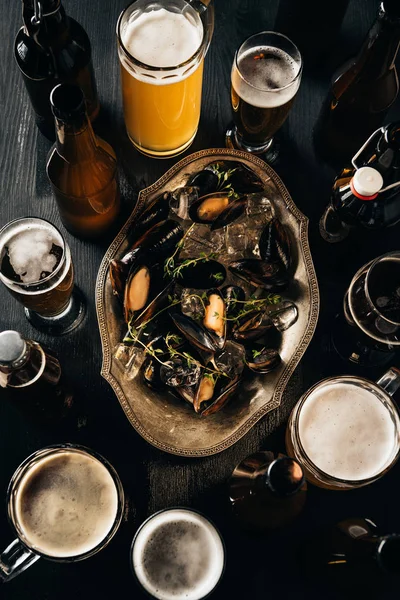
(96, 148), (319, 457)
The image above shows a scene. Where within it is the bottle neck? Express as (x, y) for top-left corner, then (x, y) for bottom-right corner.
(357, 8), (400, 79)
(55, 115), (98, 163)
(0, 341), (45, 388)
(22, 0), (67, 44)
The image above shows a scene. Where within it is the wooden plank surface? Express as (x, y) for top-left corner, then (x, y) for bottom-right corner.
(1, 1), (400, 598)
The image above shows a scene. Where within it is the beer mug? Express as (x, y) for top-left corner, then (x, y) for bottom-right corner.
(117, 0), (214, 158)
(286, 368), (400, 490)
(130, 507), (225, 599)
(0, 444), (124, 582)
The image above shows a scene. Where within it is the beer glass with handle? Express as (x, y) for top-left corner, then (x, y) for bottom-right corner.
(286, 368), (400, 490)
(226, 31), (302, 162)
(0, 217), (85, 335)
(117, 0), (214, 158)
(0, 444), (124, 582)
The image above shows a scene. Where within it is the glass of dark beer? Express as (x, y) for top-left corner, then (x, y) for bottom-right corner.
(0, 217), (85, 335)
(332, 251), (400, 367)
(226, 31), (302, 161)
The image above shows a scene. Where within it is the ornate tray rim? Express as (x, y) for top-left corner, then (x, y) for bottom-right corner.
(95, 148), (320, 457)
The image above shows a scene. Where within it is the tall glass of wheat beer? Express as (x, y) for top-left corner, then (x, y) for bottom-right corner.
(117, 0), (214, 158)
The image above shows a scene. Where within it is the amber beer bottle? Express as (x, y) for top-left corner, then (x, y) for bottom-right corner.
(229, 451), (307, 531)
(14, 0), (99, 140)
(314, 0), (400, 166)
(299, 518), (400, 593)
(0, 330), (73, 422)
(47, 84), (120, 239)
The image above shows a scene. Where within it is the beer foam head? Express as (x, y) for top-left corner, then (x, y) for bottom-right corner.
(298, 381), (398, 481)
(121, 6), (203, 69)
(232, 46), (301, 109)
(14, 449), (119, 558)
(132, 509), (225, 600)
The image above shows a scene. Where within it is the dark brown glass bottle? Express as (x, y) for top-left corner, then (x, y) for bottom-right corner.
(314, 0), (400, 167)
(0, 330), (73, 422)
(229, 451), (307, 531)
(14, 0), (99, 140)
(46, 84), (120, 239)
(299, 518), (400, 594)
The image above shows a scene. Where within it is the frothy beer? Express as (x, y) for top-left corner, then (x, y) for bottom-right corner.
(118, 1), (205, 156)
(13, 449), (119, 558)
(0, 219), (73, 316)
(231, 44), (301, 144)
(132, 509), (225, 600)
(298, 382), (397, 481)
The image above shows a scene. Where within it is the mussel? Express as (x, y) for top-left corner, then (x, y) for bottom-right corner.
(186, 165), (220, 197)
(131, 192), (171, 238)
(189, 192), (231, 224)
(169, 312), (219, 353)
(133, 280), (173, 328)
(232, 310), (273, 343)
(175, 259), (226, 289)
(222, 162), (264, 194)
(203, 289), (226, 350)
(222, 285), (246, 319)
(169, 187), (199, 220)
(143, 357), (165, 391)
(246, 347), (281, 374)
(210, 196), (247, 230)
(109, 246), (141, 301)
(229, 259), (289, 291)
(194, 372), (240, 416)
(259, 218), (292, 270)
(123, 262), (165, 324)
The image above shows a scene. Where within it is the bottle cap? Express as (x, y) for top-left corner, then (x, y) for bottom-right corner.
(0, 331), (27, 368)
(267, 457), (305, 496)
(50, 84), (86, 122)
(351, 167), (383, 199)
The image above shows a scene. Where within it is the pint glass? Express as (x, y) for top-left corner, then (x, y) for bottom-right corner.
(0, 217), (85, 335)
(286, 368), (400, 490)
(117, 0), (214, 158)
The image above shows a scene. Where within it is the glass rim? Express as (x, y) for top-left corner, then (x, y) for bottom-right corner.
(116, 0), (207, 72)
(292, 375), (400, 486)
(7, 443), (125, 563)
(365, 251), (400, 326)
(129, 506), (226, 600)
(0, 216), (66, 289)
(234, 30), (303, 94)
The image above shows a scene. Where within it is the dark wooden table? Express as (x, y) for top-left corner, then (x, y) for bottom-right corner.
(1, 0), (400, 598)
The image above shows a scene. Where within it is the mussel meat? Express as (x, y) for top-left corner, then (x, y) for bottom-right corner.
(229, 259), (289, 290)
(175, 259), (226, 289)
(259, 218), (292, 270)
(246, 347), (281, 374)
(186, 165), (221, 197)
(169, 312), (219, 353)
(160, 356), (201, 388)
(123, 262), (164, 324)
(210, 196), (247, 231)
(189, 192), (231, 224)
(232, 310), (273, 343)
(194, 372), (240, 416)
(203, 289), (226, 350)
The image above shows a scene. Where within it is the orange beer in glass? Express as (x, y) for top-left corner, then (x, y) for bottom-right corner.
(117, 0), (214, 158)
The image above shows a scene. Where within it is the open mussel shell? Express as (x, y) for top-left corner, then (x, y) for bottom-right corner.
(143, 357), (166, 391)
(266, 300), (298, 332)
(169, 312), (219, 353)
(246, 347), (281, 374)
(223, 162), (264, 194)
(210, 196), (247, 231)
(169, 187), (199, 220)
(194, 373), (240, 416)
(132, 192), (171, 238)
(203, 289), (226, 350)
(175, 259), (226, 289)
(189, 192), (231, 224)
(232, 310), (273, 343)
(229, 259), (289, 291)
(133, 219), (184, 257)
(186, 165), (220, 197)
(259, 218), (292, 270)
(160, 356), (201, 388)
(222, 285), (246, 319)
(124, 262), (165, 324)
(133, 279), (173, 328)
(109, 258), (130, 302)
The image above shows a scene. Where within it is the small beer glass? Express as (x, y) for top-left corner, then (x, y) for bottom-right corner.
(332, 251), (400, 367)
(226, 31), (302, 162)
(0, 444), (124, 582)
(286, 368), (400, 490)
(0, 217), (85, 335)
(117, 0), (214, 158)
